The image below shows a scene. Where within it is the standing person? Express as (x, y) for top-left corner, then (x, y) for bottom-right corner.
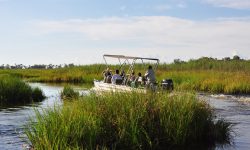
(144, 65), (156, 85)
(111, 69), (122, 84)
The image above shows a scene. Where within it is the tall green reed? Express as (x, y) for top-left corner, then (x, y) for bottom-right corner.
(26, 92), (232, 149)
(60, 85), (80, 100)
(0, 75), (45, 106)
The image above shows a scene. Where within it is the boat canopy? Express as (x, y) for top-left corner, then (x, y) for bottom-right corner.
(103, 54), (159, 62)
(103, 54), (160, 75)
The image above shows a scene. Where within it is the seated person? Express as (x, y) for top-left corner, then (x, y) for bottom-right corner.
(120, 69), (126, 79)
(135, 72), (144, 85)
(126, 71), (136, 86)
(129, 71), (136, 82)
(111, 69), (123, 84)
(136, 72), (142, 82)
(103, 68), (112, 83)
(106, 75), (112, 83)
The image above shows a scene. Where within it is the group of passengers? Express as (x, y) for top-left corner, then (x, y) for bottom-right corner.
(102, 65), (156, 87)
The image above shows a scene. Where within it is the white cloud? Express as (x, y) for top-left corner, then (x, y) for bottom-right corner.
(31, 16), (250, 62)
(33, 16), (193, 40)
(204, 0), (250, 9)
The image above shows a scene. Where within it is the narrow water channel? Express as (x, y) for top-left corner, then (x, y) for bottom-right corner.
(0, 83), (63, 150)
(0, 83), (250, 150)
(203, 94), (250, 150)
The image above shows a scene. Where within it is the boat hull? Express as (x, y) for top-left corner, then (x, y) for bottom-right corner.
(92, 80), (146, 93)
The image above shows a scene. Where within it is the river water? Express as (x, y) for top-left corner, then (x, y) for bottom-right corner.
(0, 83), (250, 150)
(0, 83), (63, 150)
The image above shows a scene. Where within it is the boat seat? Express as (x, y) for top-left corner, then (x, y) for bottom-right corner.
(115, 79), (123, 85)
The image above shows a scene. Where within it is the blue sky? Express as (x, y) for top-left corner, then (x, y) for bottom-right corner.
(1, 0), (250, 65)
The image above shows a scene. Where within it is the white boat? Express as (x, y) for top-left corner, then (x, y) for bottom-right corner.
(93, 79), (146, 93)
(92, 54), (173, 93)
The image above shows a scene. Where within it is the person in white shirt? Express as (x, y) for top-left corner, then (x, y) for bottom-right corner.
(111, 69), (123, 84)
(136, 72), (145, 85)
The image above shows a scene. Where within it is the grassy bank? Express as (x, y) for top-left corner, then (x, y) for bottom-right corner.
(1, 58), (250, 94)
(157, 58), (250, 94)
(0, 75), (45, 107)
(26, 92), (231, 149)
(0, 65), (104, 83)
(158, 70), (250, 94)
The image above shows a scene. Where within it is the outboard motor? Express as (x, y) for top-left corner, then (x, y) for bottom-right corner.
(161, 79), (174, 91)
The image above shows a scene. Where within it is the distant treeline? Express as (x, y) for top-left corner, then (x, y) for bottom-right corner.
(0, 55), (249, 70)
(0, 63), (75, 69)
(162, 55), (250, 72)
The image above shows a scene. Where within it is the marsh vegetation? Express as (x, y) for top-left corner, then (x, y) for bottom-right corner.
(0, 75), (45, 107)
(1, 57), (249, 94)
(0, 57), (244, 148)
(25, 92), (232, 150)
(60, 85), (80, 100)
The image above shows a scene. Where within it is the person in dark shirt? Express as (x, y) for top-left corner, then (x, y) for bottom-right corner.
(103, 67), (112, 83)
(145, 65), (156, 85)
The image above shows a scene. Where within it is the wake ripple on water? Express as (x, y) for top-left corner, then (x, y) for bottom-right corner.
(209, 94), (250, 103)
